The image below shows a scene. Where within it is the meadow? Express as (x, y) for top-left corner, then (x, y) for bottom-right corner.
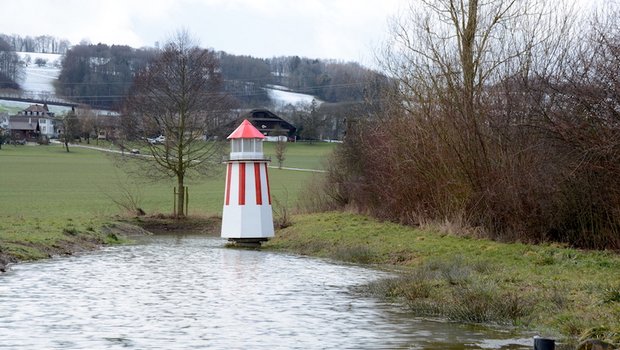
(0, 142), (332, 218)
(0, 141), (332, 263)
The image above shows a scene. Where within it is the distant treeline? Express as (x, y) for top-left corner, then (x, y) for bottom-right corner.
(270, 56), (378, 103)
(0, 33), (71, 54)
(0, 36), (21, 89)
(218, 52), (386, 105)
(1, 31), (390, 141)
(56, 44), (157, 109)
(56, 42), (389, 111)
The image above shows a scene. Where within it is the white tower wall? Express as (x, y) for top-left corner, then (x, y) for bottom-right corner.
(221, 161), (274, 239)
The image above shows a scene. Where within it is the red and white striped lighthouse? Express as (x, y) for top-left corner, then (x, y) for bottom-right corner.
(221, 119), (274, 244)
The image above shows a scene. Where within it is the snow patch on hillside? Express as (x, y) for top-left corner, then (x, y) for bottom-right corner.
(16, 52), (62, 92)
(264, 85), (321, 110)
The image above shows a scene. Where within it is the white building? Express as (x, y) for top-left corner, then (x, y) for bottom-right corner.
(9, 104), (58, 140)
(19, 104), (57, 138)
(221, 119), (275, 246)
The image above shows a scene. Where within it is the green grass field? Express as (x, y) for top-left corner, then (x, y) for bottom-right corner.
(262, 141), (335, 170)
(0, 142), (332, 219)
(0, 142), (333, 265)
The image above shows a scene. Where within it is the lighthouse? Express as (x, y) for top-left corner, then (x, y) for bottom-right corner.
(221, 119), (274, 246)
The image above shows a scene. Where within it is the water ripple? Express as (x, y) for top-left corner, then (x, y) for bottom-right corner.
(0, 236), (532, 349)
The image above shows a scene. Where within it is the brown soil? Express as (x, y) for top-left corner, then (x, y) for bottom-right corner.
(0, 216), (222, 272)
(0, 252), (16, 272)
(0, 234), (104, 273)
(130, 214), (221, 236)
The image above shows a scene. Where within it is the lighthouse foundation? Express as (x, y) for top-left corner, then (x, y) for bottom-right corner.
(226, 237), (269, 248)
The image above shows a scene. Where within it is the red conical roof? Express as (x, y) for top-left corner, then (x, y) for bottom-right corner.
(227, 119), (265, 139)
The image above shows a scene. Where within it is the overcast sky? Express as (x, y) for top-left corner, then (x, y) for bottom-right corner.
(0, 0), (407, 64)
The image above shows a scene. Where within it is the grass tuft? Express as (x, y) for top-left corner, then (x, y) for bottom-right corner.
(602, 285), (620, 304)
(333, 245), (376, 264)
(63, 227), (79, 236)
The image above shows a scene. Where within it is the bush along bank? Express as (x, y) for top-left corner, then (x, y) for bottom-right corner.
(265, 211), (620, 347)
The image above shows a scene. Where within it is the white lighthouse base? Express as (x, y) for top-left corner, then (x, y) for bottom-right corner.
(221, 204), (274, 240)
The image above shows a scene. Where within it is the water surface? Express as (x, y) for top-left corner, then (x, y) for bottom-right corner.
(0, 235), (533, 349)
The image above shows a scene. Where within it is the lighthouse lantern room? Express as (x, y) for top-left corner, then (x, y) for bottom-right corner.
(221, 119), (274, 246)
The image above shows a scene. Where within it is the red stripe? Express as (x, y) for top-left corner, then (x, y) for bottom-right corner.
(238, 162), (246, 205)
(225, 163), (232, 205)
(254, 163), (262, 205)
(264, 163), (271, 205)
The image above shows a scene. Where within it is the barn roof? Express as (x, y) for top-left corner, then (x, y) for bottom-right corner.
(24, 104), (49, 113)
(227, 119), (265, 139)
(238, 109), (296, 135)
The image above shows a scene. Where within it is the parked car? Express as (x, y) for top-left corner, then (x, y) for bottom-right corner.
(11, 139), (26, 145)
(147, 135), (166, 144)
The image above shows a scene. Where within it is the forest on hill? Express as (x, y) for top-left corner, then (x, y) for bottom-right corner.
(53, 43), (387, 111)
(1, 32), (388, 110)
(0, 33), (390, 140)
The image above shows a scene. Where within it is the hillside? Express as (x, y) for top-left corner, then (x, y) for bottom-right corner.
(2, 39), (389, 141)
(16, 52), (62, 92)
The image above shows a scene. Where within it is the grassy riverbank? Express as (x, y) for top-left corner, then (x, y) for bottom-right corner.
(265, 211), (620, 345)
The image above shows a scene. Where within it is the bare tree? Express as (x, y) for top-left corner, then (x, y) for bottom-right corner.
(60, 108), (80, 152)
(274, 139), (287, 169)
(323, 0), (614, 246)
(123, 30), (230, 217)
(381, 0), (559, 187)
(0, 127), (7, 150)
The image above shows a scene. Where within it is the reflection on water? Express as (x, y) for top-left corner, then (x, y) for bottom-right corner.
(0, 236), (533, 349)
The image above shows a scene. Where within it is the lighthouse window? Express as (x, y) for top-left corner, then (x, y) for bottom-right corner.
(232, 140), (241, 152)
(242, 139), (254, 152)
(256, 140), (263, 153)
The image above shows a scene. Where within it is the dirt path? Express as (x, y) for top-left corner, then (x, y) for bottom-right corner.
(66, 143), (327, 173)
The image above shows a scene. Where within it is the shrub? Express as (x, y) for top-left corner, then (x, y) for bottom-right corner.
(364, 258), (532, 325)
(308, 7), (620, 250)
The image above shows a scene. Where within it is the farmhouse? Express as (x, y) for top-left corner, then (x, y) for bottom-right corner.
(226, 108), (296, 141)
(8, 104), (57, 141)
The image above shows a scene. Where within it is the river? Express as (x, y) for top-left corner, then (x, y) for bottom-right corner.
(0, 235), (534, 349)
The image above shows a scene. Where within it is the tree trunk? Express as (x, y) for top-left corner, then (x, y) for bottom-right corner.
(64, 141), (69, 152)
(176, 176), (185, 218)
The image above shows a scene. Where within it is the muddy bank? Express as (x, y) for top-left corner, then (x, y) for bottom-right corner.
(0, 222), (151, 273)
(0, 217), (221, 273)
(0, 233), (103, 273)
(129, 215), (221, 236)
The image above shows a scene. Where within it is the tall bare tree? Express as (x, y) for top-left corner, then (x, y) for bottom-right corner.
(381, 0), (559, 187)
(322, 0), (614, 246)
(60, 108), (80, 152)
(123, 31), (230, 217)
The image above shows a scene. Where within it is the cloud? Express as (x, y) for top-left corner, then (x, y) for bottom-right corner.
(0, 0), (405, 61)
